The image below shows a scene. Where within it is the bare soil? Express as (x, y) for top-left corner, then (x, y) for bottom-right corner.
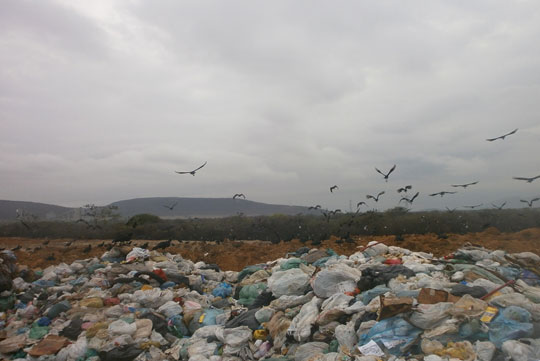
(1, 227), (539, 271)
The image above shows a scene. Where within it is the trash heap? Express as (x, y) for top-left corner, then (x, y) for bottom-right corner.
(0, 241), (539, 361)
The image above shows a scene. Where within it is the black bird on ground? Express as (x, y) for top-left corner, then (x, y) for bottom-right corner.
(46, 254), (55, 261)
(153, 239), (173, 251)
(400, 192), (420, 205)
(42, 240), (49, 246)
(451, 181), (479, 189)
(366, 191), (385, 202)
(11, 245), (21, 251)
(513, 175), (540, 183)
(139, 242), (149, 249)
(97, 241), (105, 248)
(430, 191), (457, 197)
(330, 185), (339, 193)
(397, 185), (412, 193)
(233, 193), (246, 199)
(65, 241), (73, 247)
(486, 128), (518, 141)
(308, 205), (322, 210)
(112, 232), (133, 244)
(520, 198), (540, 207)
(175, 161), (207, 176)
(163, 202), (178, 211)
(375, 165), (396, 182)
(82, 245), (91, 254)
(491, 202), (507, 210)
(464, 204), (483, 209)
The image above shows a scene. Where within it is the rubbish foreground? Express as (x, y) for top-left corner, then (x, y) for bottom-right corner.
(0, 241), (539, 361)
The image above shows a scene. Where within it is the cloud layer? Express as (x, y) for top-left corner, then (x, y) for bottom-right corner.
(2, 0), (540, 210)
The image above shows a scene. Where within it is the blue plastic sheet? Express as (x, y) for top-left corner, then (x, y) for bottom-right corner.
(489, 306), (534, 347)
(358, 317), (422, 355)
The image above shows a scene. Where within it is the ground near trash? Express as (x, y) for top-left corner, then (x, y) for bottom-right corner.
(1, 226), (539, 271)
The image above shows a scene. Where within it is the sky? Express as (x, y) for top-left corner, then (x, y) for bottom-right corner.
(1, 0), (540, 211)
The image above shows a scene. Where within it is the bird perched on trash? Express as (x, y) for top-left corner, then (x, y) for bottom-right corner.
(400, 192), (420, 205)
(175, 161), (207, 176)
(520, 198), (540, 207)
(486, 128), (518, 141)
(429, 191), (457, 197)
(451, 181), (479, 189)
(153, 239), (173, 251)
(11, 245), (21, 251)
(513, 175), (540, 183)
(233, 193), (246, 199)
(330, 185), (339, 193)
(397, 185), (412, 193)
(375, 165), (396, 182)
(366, 191), (385, 202)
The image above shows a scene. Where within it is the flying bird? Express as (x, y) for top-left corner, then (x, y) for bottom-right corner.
(329, 209), (342, 215)
(463, 204), (483, 209)
(513, 175), (540, 183)
(486, 128), (518, 142)
(375, 165), (396, 182)
(445, 207), (456, 213)
(233, 193), (246, 200)
(163, 202), (178, 210)
(366, 191), (385, 202)
(175, 161), (207, 176)
(308, 205), (322, 210)
(330, 185), (339, 193)
(520, 198), (540, 207)
(399, 192), (420, 204)
(356, 201), (367, 209)
(429, 191), (457, 197)
(397, 185), (412, 193)
(451, 181), (479, 189)
(491, 202), (507, 210)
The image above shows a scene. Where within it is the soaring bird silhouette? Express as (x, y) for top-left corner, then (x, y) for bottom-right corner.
(463, 204), (483, 209)
(330, 185), (339, 193)
(451, 181), (479, 189)
(163, 202), (178, 210)
(375, 165), (396, 182)
(491, 202), (507, 210)
(329, 209), (342, 215)
(513, 175), (540, 183)
(308, 205), (322, 210)
(366, 191), (385, 202)
(486, 128), (518, 141)
(356, 201), (367, 209)
(175, 161), (207, 176)
(397, 185), (412, 193)
(399, 192), (419, 204)
(445, 207), (456, 213)
(520, 198), (540, 207)
(233, 193), (246, 200)
(429, 191), (457, 197)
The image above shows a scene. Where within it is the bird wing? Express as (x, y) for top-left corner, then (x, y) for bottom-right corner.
(175, 171), (191, 174)
(387, 164), (396, 176)
(429, 193), (439, 196)
(451, 184), (463, 188)
(192, 161), (208, 172)
(532, 197), (540, 202)
(411, 192), (419, 201)
(406, 185), (412, 189)
(366, 195), (374, 199)
(375, 167), (385, 176)
(486, 136), (500, 141)
(520, 200), (528, 203)
(513, 177), (530, 181)
(505, 128), (518, 136)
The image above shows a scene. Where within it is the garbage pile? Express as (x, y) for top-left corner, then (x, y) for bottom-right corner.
(0, 241), (539, 361)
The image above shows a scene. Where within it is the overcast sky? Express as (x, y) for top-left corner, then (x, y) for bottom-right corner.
(1, 0), (540, 211)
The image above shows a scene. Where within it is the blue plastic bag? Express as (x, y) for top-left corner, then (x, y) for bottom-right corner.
(358, 317), (422, 355)
(212, 282), (233, 298)
(489, 306), (534, 347)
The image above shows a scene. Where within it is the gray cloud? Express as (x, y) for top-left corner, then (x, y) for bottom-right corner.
(1, 0), (540, 211)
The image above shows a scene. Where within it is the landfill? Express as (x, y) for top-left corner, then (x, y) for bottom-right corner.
(0, 241), (539, 361)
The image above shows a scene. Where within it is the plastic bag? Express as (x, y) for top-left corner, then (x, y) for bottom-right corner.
(267, 268), (310, 297)
(294, 342), (329, 361)
(488, 306), (534, 347)
(211, 282), (233, 298)
(157, 300), (183, 318)
(108, 319), (137, 336)
(288, 296), (323, 342)
(358, 316), (422, 356)
(312, 264), (361, 299)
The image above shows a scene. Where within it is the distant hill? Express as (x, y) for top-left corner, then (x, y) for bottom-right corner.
(0, 197), (317, 221)
(110, 197), (315, 218)
(0, 200), (74, 221)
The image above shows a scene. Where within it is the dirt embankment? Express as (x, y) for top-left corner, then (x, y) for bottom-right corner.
(1, 227), (539, 271)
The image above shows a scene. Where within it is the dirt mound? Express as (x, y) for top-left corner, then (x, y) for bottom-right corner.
(1, 227), (540, 271)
